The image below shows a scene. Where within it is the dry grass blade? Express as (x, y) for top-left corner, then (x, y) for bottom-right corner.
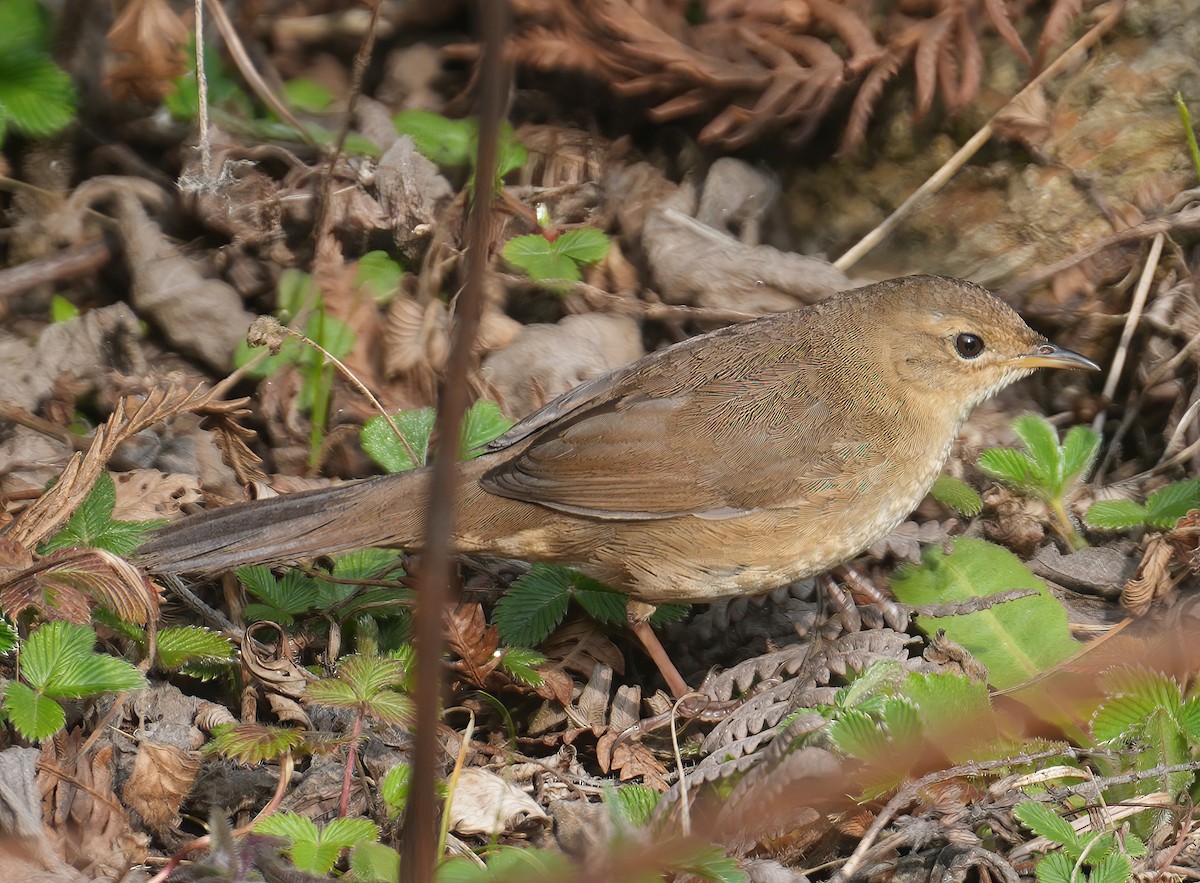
(0, 547), (160, 624)
(6, 384), (229, 548)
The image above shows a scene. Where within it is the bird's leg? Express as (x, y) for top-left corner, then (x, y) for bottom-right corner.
(626, 600), (690, 700)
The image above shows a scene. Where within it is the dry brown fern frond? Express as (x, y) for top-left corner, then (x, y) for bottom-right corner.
(456, 0), (1088, 152)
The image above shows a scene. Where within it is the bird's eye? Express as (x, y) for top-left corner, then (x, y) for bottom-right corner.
(955, 333), (985, 359)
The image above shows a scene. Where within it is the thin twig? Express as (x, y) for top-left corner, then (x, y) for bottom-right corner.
(834, 2), (1126, 272)
(1092, 232), (1163, 434)
(193, 0), (212, 180)
(399, 3), (509, 879)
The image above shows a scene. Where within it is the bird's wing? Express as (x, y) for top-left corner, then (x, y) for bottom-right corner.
(481, 360), (884, 520)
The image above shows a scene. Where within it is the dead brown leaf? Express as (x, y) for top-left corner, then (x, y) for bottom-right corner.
(121, 740), (202, 836)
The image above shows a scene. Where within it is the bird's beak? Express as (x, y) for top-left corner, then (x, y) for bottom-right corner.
(1013, 342), (1100, 371)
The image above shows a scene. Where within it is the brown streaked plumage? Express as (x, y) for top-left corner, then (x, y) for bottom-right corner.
(139, 275), (1096, 615)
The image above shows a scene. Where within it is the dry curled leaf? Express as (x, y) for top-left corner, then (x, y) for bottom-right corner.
(448, 768), (550, 837)
(0, 548), (160, 625)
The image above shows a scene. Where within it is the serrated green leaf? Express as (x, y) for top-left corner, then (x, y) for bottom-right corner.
(1089, 850), (1132, 883)
(1122, 833), (1148, 858)
(381, 763), (411, 816)
(0, 50), (75, 141)
(1144, 478), (1200, 529)
(47, 654), (145, 698)
(553, 228), (610, 264)
(494, 564), (571, 647)
(1060, 425), (1101, 486)
(255, 810), (319, 843)
(1099, 666), (1182, 713)
(499, 647), (545, 686)
(1034, 851), (1076, 883)
(321, 816), (379, 849)
(1011, 413), (1063, 489)
(206, 722), (305, 764)
(610, 783), (659, 828)
(351, 841), (401, 882)
(155, 627), (235, 670)
(476, 846), (573, 879)
(675, 845), (749, 883)
(503, 234), (582, 283)
(840, 659), (907, 709)
(331, 548), (404, 581)
(1178, 697), (1200, 744)
(882, 697), (922, 745)
(1093, 695), (1162, 742)
(0, 618), (18, 654)
(649, 603), (690, 625)
(571, 577), (628, 624)
(363, 689), (414, 727)
(892, 539), (1079, 690)
(304, 678), (359, 708)
(238, 566), (321, 616)
(20, 621), (97, 689)
(290, 840), (342, 875)
(1014, 801), (1079, 848)
(930, 475), (983, 516)
(361, 408), (435, 473)
(355, 251), (405, 302)
(978, 447), (1037, 492)
(40, 474), (165, 556)
(460, 401), (513, 458)
(1085, 500), (1150, 531)
(830, 709), (890, 761)
(3, 680), (65, 740)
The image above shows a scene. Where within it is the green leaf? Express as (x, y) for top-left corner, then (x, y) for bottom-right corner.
(206, 722), (305, 764)
(881, 697), (922, 745)
(930, 475), (983, 516)
(830, 709), (891, 761)
(155, 627), (235, 671)
(553, 228), (611, 264)
(238, 566), (321, 621)
(50, 295), (79, 322)
(355, 251), (405, 303)
(1085, 499), (1150, 531)
(1014, 801), (1079, 848)
(47, 654), (145, 698)
(460, 401), (513, 458)
(0, 618), (18, 654)
(290, 840), (342, 875)
(1178, 697), (1200, 744)
(19, 621), (94, 690)
(503, 234), (582, 283)
(1144, 478), (1200, 529)
(609, 783), (659, 828)
(977, 447), (1037, 492)
(1011, 413), (1063, 491)
(1034, 851), (1077, 883)
(321, 816), (379, 849)
(502, 229), (611, 286)
(39, 473), (165, 556)
(0, 35), (75, 142)
(494, 564), (572, 646)
(361, 408), (435, 473)
(648, 603), (690, 625)
(254, 810), (319, 843)
(675, 845), (749, 883)
(891, 538), (1080, 690)
(282, 77), (333, 112)
(1089, 850), (1132, 883)
(392, 110), (474, 166)
(381, 762), (411, 816)
(277, 268), (320, 318)
(499, 646), (545, 686)
(1059, 425), (1101, 487)
(571, 577), (629, 625)
(3, 680), (65, 740)
(351, 841), (401, 882)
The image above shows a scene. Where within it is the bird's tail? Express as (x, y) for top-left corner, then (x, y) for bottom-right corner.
(136, 469), (432, 574)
